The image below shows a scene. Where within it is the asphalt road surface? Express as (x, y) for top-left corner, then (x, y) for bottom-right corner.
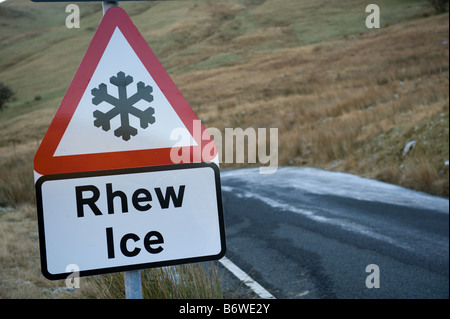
(220, 167), (449, 299)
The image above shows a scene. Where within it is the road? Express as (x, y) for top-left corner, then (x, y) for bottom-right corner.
(219, 167), (449, 299)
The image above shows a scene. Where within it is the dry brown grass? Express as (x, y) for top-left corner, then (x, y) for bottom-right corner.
(93, 263), (222, 299)
(0, 204), (98, 298)
(0, 145), (36, 207)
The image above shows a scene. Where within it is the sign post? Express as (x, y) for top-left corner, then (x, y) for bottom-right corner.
(32, 1), (225, 300)
(124, 269), (142, 299)
(102, 1), (141, 299)
(102, 1), (118, 15)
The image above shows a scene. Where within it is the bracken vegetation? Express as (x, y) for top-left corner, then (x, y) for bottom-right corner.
(0, 0), (448, 298)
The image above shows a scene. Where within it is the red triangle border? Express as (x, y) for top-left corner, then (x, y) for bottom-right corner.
(34, 7), (215, 175)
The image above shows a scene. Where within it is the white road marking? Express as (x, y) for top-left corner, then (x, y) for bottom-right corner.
(219, 256), (276, 299)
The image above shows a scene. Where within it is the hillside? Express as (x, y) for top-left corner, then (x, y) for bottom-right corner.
(0, 0), (448, 203)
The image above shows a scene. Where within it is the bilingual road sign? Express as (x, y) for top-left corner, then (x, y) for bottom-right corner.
(33, 7), (225, 279)
(36, 163), (225, 280)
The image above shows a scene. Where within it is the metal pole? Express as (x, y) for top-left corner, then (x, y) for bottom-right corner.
(101, 1), (143, 299)
(124, 270), (143, 299)
(102, 1), (119, 15)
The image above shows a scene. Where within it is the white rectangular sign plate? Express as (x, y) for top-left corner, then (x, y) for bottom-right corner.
(35, 163), (225, 280)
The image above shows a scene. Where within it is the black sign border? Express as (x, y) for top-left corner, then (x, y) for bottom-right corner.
(35, 162), (226, 280)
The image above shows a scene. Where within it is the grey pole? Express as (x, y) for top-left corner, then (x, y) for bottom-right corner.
(102, 1), (119, 15)
(101, 1), (143, 299)
(124, 270), (143, 299)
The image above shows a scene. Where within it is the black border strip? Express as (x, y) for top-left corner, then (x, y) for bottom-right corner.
(35, 162), (226, 280)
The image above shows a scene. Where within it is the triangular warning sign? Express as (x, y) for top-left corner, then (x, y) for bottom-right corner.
(34, 7), (216, 176)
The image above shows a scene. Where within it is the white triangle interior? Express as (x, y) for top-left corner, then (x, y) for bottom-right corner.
(53, 27), (196, 157)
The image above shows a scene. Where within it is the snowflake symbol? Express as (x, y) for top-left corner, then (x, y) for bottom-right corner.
(91, 71), (155, 141)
